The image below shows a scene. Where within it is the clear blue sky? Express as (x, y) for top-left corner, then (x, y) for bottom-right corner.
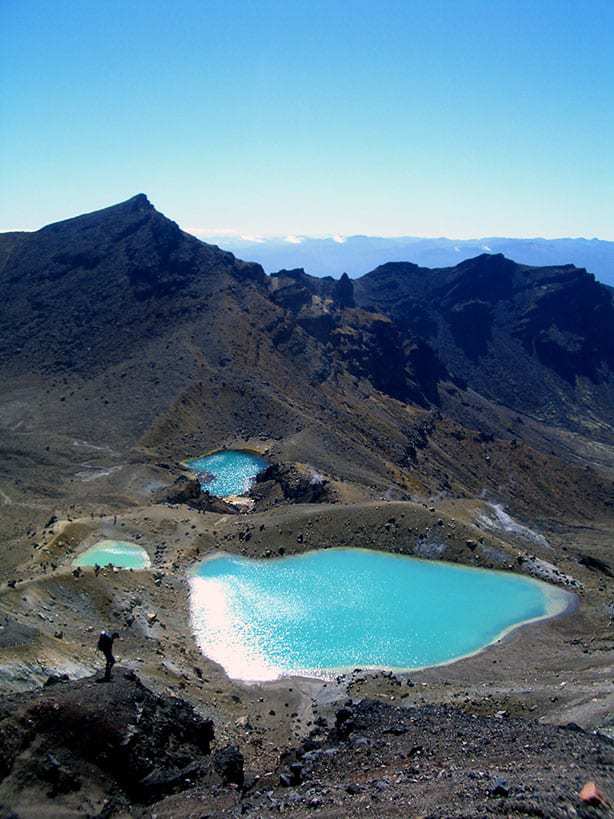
(1, 0), (613, 238)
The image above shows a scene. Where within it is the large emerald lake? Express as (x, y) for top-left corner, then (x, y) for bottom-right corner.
(190, 548), (571, 681)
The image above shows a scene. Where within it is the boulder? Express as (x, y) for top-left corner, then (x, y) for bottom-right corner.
(155, 475), (239, 514)
(213, 745), (244, 787)
(252, 462), (334, 507)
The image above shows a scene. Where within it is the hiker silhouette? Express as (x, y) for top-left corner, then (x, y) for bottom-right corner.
(97, 630), (119, 681)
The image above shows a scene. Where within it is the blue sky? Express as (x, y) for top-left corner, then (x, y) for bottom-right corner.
(1, 0), (613, 238)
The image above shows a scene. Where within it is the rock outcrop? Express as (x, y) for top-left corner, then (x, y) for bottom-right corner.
(0, 670), (215, 811)
(251, 462), (334, 507)
(155, 475), (239, 513)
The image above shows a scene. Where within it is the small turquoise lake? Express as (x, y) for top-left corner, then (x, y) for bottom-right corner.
(186, 450), (268, 497)
(73, 540), (151, 569)
(190, 548), (571, 681)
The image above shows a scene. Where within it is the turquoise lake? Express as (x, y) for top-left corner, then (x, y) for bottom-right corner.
(190, 548), (571, 681)
(73, 540), (151, 569)
(186, 450), (268, 497)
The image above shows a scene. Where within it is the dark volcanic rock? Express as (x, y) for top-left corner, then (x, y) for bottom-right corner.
(269, 265), (447, 404)
(0, 670), (215, 805)
(252, 462), (334, 506)
(157, 474), (201, 504)
(333, 272), (355, 308)
(577, 552), (614, 578)
(247, 700), (614, 819)
(43, 673), (70, 687)
(213, 745), (245, 787)
(156, 475), (239, 514)
(332, 309), (430, 403)
(270, 269), (315, 312)
(0, 195), (267, 375)
(354, 254), (614, 429)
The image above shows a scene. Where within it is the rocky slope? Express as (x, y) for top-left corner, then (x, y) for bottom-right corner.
(1, 194), (612, 562)
(354, 255), (614, 432)
(3, 196), (612, 438)
(266, 255), (614, 432)
(0, 194), (265, 375)
(239, 698), (613, 818)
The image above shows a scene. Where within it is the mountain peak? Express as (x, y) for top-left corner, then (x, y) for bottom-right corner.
(119, 192), (156, 213)
(96, 192), (156, 217)
(129, 192), (151, 206)
(456, 252), (508, 268)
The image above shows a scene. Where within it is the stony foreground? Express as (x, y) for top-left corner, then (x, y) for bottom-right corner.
(0, 671), (612, 818)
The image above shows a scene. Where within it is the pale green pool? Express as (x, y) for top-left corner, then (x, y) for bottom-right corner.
(73, 540), (151, 569)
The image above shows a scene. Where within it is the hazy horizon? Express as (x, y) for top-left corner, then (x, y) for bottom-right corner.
(191, 229), (612, 243)
(0, 192), (611, 244)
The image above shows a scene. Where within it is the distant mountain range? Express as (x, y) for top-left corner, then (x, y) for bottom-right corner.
(208, 234), (614, 287)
